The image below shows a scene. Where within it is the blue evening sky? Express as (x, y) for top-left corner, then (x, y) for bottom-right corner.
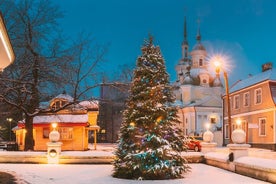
(54, 0), (276, 89)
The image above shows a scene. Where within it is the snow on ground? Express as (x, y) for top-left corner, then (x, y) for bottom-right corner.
(0, 144), (275, 183)
(0, 163), (269, 184)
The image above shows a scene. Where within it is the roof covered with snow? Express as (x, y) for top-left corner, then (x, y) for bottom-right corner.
(32, 114), (88, 124)
(79, 100), (99, 110)
(230, 69), (276, 93)
(52, 93), (74, 102)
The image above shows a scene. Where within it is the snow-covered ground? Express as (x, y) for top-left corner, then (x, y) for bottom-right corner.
(1, 163), (270, 184)
(0, 144), (275, 183)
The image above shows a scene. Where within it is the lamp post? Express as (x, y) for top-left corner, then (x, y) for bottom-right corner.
(6, 118), (12, 141)
(214, 60), (232, 144)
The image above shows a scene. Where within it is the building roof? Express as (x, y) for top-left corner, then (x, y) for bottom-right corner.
(187, 95), (222, 108)
(19, 114), (88, 124)
(230, 69), (276, 93)
(79, 100), (99, 110)
(53, 93), (74, 102)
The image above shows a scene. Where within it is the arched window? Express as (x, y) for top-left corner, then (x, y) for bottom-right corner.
(199, 59), (203, 66)
(51, 100), (67, 110)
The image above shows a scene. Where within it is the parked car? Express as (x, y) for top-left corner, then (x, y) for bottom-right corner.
(184, 136), (202, 152)
(0, 141), (18, 151)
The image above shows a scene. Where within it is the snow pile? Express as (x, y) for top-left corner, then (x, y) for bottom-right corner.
(204, 152), (229, 162)
(235, 157), (276, 170)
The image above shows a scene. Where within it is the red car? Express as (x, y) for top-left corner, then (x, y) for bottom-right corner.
(184, 136), (202, 152)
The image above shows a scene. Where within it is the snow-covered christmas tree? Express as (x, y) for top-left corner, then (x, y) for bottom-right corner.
(113, 36), (190, 180)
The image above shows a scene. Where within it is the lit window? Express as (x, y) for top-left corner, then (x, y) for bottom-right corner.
(255, 88), (262, 104)
(259, 118), (266, 136)
(234, 95), (240, 109)
(58, 127), (73, 140)
(243, 92), (250, 107)
(211, 117), (216, 124)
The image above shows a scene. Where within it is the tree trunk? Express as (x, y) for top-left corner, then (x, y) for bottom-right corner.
(24, 115), (34, 151)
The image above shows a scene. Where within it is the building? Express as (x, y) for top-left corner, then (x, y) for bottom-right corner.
(173, 18), (223, 144)
(14, 93), (99, 151)
(0, 13), (15, 71)
(98, 84), (129, 143)
(223, 63), (276, 150)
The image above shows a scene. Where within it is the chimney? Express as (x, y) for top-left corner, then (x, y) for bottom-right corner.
(262, 62), (273, 72)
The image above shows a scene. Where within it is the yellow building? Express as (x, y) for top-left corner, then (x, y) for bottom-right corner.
(223, 63), (276, 150)
(15, 94), (99, 151)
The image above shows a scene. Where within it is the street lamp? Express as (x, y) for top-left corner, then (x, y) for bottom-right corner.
(213, 59), (232, 144)
(6, 118), (13, 141)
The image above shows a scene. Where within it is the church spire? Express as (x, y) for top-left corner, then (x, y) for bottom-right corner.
(182, 16), (189, 59)
(196, 18), (201, 42)
(184, 16), (187, 43)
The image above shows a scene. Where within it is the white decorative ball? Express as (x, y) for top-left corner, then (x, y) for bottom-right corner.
(203, 130), (214, 143)
(231, 129), (246, 144)
(49, 130), (60, 142)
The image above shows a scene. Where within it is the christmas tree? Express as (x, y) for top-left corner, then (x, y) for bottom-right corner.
(113, 36), (190, 180)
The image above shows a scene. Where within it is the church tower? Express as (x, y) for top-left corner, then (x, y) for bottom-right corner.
(173, 18), (223, 141)
(175, 17), (191, 84)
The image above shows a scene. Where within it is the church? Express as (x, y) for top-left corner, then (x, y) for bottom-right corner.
(173, 18), (223, 145)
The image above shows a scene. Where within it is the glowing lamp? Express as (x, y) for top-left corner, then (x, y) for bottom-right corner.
(49, 149), (57, 158)
(52, 123), (57, 130)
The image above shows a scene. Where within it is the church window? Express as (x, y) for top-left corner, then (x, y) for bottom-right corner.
(199, 59), (203, 66)
(211, 117), (216, 124)
(185, 47), (188, 57)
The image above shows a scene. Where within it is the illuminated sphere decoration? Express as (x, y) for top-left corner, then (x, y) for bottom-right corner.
(49, 130), (60, 142)
(231, 129), (246, 144)
(203, 130), (214, 143)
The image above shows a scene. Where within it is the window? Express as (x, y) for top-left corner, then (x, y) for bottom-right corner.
(243, 92), (250, 107)
(234, 95), (240, 109)
(225, 124), (229, 139)
(185, 47), (188, 57)
(210, 117), (216, 124)
(43, 128), (50, 138)
(58, 127), (73, 140)
(230, 97), (233, 110)
(255, 88), (262, 104)
(259, 118), (266, 136)
(199, 59), (203, 66)
(51, 100), (67, 110)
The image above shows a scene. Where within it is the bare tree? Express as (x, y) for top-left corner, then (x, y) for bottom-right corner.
(65, 33), (108, 100)
(0, 0), (106, 150)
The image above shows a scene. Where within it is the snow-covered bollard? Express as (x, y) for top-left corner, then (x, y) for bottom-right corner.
(47, 123), (62, 164)
(227, 119), (251, 162)
(201, 123), (217, 154)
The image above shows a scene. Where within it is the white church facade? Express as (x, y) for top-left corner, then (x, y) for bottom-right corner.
(173, 18), (223, 145)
